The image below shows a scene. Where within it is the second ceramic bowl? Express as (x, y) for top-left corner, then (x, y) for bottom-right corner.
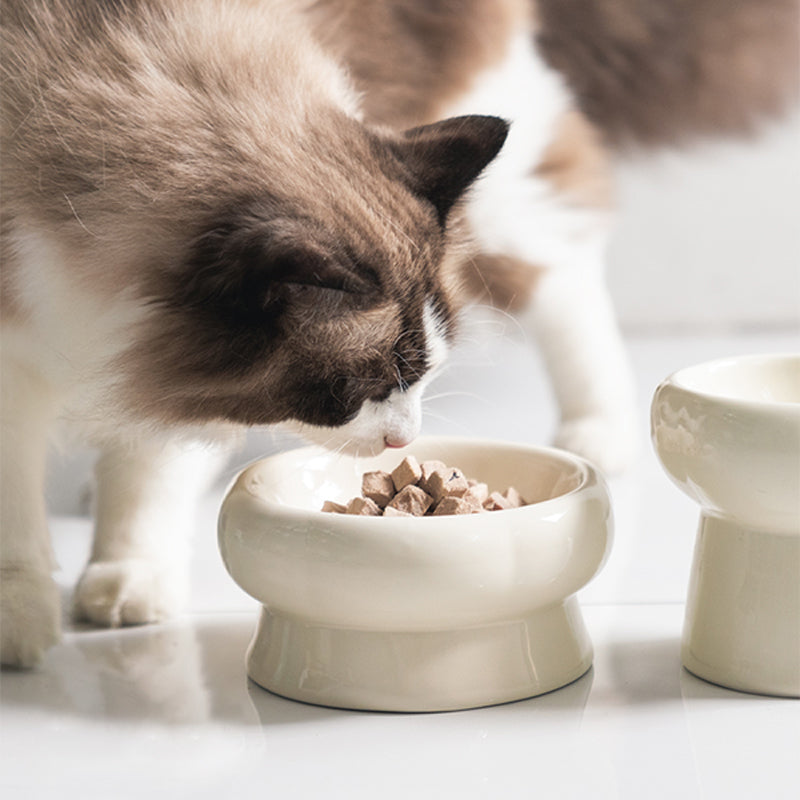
(652, 353), (800, 696)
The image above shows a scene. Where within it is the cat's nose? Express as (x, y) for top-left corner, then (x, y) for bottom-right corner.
(384, 434), (412, 449)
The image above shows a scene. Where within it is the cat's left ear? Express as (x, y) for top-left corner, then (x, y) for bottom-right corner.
(390, 115), (509, 225)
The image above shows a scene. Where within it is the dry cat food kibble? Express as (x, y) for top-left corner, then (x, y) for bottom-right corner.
(322, 456), (527, 517)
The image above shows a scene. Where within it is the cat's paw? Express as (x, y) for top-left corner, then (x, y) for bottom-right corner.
(1, 568), (61, 669)
(74, 560), (186, 628)
(554, 413), (639, 475)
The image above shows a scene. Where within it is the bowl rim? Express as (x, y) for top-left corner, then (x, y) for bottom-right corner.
(227, 435), (600, 529)
(657, 352), (800, 414)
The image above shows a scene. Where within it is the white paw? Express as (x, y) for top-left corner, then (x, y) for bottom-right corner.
(74, 560), (186, 628)
(554, 413), (640, 475)
(1, 568), (61, 669)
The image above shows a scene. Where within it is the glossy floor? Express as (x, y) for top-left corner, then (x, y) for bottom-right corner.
(2, 329), (798, 799)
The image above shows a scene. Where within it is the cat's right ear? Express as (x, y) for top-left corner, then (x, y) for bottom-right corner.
(390, 115), (509, 225)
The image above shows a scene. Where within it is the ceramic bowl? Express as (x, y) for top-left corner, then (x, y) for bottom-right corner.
(218, 436), (613, 711)
(651, 353), (800, 696)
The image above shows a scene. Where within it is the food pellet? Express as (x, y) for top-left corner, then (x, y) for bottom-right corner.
(465, 481), (489, 505)
(502, 486), (525, 508)
(483, 491), (511, 511)
(432, 496), (479, 516)
(387, 484), (434, 516)
(322, 457), (527, 517)
(426, 467), (469, 504)
(391, 456), (422, 492)
(383, 505), (412, 517)
(417, 460), (447, 495)
(346, 496), (381, 516)
(361, 470), (395, 508)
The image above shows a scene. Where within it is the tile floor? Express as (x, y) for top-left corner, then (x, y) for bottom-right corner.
(1, 326), (798, 799)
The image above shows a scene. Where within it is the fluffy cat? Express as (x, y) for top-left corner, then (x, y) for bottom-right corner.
(0, 0), (507, 667)
(1, 0), (796, 668)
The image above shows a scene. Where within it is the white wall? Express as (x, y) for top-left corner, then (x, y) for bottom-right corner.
(607, 112), (800, 332)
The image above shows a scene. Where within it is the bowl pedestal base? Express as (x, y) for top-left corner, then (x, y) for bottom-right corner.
(246, 596), (593, 712)
(682, 514), (800, 697)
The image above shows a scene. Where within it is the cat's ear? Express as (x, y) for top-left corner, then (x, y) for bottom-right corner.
(391, 115), (509, 224)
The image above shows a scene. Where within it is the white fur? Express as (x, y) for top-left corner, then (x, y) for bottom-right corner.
(3, 229), (150, 434)
(73, 437), (227, 627)
(0, 351), (62, 667)
(0, 229), (230, 665)
(444, 32), (638, 469)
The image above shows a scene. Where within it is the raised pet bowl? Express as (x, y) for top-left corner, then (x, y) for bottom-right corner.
(218, 437), (613, 711)
(652, 353), (800, 697)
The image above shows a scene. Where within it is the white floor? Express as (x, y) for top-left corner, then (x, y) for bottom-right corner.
(2, 327), (798, 799)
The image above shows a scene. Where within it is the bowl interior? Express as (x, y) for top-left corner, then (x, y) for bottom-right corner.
(672, 354), (799, 405)
(243, 438), (588, 515)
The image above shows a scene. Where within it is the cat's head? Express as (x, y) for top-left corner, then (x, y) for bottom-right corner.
(134, 115), (507, 454)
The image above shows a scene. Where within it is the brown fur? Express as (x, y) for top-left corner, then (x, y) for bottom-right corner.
(1, 0), (507, 430)
(302, 0), (531, 127)
(463, 253), (543, 313)
(536, 0), (800, 148)
(536, 110), (613, 208)
(302, 0), (799, 152)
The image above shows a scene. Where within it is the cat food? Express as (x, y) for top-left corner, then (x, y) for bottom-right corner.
(391, 456), (423, 492)
(346, 496), (381, 516)
(386, 484), (434, 516)
(361, 470), (395, 508)
(322, 456), (527, 517)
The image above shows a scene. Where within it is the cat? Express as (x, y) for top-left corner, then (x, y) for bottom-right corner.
(1, 0), (796, 668)
(0, 0), (509, 667)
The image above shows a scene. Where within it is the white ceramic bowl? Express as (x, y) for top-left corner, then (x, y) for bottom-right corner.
(218, 437), (613, 711)
(651, 353), (800, 697)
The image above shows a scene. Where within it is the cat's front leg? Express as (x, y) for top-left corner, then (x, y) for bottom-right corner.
(464, 210), (639, 473)
(74, 435), (228, 627)
(450, 50), (638, 472)
(526, 262), (639, 474)
(0, 358), (62, 668)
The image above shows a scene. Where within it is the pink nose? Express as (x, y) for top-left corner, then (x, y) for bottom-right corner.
(384, 434), (411, 449)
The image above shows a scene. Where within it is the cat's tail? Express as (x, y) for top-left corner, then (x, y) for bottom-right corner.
(535, 0), (799, 148)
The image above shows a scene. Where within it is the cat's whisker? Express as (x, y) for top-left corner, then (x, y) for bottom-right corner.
(8, 98), (39, 139)
(463, 255), (493, 302)
(371, 207), (420, 253)
(62, 193), (101, 239)
(423, 390), (492, 404)
(327, 437), (355, 460)
(460, 303), (530, 344)
(421, 409), (469, 432)
(394, 353), (419, 377)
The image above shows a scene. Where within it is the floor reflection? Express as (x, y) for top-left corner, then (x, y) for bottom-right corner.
(603, 636), (684, 704)
(2, 613), (596, 733)
(1, 616), (258, 726)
